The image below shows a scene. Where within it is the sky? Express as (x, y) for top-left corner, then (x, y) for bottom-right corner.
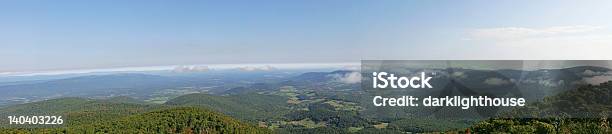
(2, 0), (612, 73)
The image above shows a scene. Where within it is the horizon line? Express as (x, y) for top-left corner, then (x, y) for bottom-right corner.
(0, 62), (360, 77)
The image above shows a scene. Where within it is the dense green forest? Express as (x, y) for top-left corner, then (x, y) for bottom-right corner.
(469, 82), (612, 133)
(165, 93), (291, 122)
(0, 99), (267, 133)
(84, 107), (269, 133)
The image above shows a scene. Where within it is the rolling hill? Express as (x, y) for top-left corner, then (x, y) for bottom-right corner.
(78, 107), (270, 133)
(165, 93), (291, 121)
(0, 98), (268, 133)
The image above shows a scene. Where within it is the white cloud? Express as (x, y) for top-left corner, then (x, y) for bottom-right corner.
(581, 70), (609, 76)
(467, 25), (604, 40)
(329, 71), (361, 84)
(581, 71), (612, 85)
(539, 79), (564, 87)
(451, 72), (467, 79)
(583, 75), (612, 85)
(0, 63), (359, 77)
(483, 77), (510, 85)
(238, 65), (276, 71)
(173, 65), (210, 73)
(519, 79), (563, 87)
(461, 25), (612, 59)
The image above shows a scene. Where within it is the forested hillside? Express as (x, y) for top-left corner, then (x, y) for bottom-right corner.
(0, 99), (269, 133)
(470, 81), (612, 133)
(165, 93), (291, 121)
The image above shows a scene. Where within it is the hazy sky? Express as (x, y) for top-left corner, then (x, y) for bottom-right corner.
(2, 0), (612, 72)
